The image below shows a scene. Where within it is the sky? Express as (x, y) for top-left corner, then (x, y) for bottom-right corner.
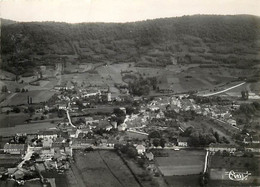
(1, 0), (260, 23)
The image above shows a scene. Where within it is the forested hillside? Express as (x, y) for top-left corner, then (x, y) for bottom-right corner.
(1, 15), (260, 75)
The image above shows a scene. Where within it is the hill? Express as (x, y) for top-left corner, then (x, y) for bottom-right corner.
(1, 15), (260, 75)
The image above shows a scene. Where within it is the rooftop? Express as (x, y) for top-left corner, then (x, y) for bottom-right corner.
(4, 143), (25, 150)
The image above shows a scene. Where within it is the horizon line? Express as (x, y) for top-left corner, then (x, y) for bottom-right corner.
(1, 14), (259, 24)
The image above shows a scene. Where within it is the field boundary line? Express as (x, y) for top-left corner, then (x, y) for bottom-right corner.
(98, 151), (125, 187)
(116, 151), (144, 187)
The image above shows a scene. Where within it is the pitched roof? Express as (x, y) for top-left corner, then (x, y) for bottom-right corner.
(4, 143), (25, 150)
(178, 137), (189, 142)
(136, 144), (145, 150)
(146, 152), (154, 160)
(209, 143), (237, 148)
(38, 130), (58, 136)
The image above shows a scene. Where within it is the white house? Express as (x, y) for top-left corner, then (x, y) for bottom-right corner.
(178, 137), (188, 147)
(38, 131), (58, 140)
(118, 123), (127, 131)
(227, 119), (236, 126)
(136, 144), (146, 155)
(82, 90), (101, 98)
(58, 104), (67, 110)
(207, 143), (237, 153)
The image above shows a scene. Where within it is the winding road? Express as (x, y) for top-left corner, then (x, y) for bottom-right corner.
(66, 109), (76, 128)
(201, 82), (246, 97)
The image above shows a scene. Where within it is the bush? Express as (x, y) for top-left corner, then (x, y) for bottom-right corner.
(148, 131), (161, 139)
(13, 107), (21, 113)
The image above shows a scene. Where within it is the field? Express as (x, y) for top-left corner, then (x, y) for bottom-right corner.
(0, 113), (30, 128)
(0, 121), (57, 136)
(209, 155), (260, 175)
(42, 171), (69, 187)
(120, 154), (162, 187)
(0, 69), (15, 80)
(0, 180), (42, 187)
(156, 150), (205, 176)
(125, 131), (148, 140)
(164, 175), (200, 187)
(208, 155), (260, 186)
(64, 62), (93, 73)
(0, 90), (56, 106)
(0, 80), (27, 92)
(0, 154), (21, 168)
(72, 150), (141, 187)
(59, 73), (105, 88)
(24, 78), (59, 91)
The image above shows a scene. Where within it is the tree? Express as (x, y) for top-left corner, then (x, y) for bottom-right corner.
(84, 147), (94, 152)
(222, 150), (230, 157)
(252, 101), (260, 110)
(239, 103), (256, 115)
(113, 108), (126, 117)
(28, 106), (35, 114)
(13, 107), (21, 113)
(199, 172), (209, 187)
(222, 136), (229, 144)
(57, 109), (65, 118)
(126, 106), (135, 115)
(241, 90), (249, 100)
(160, 138), (166, 148)
(181, 127), (193, 137)
(127, 147), (138, 158)
(148, 131), (161, 139)
(213, 131), (220, 143)
(153, 138), (160, 147)
(76, 100), (84, 110)
(1, 85), (8, 93)
(15, 87), (20, 92)
(137, 158), (145, 167)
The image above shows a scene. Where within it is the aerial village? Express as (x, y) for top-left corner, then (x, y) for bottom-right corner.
(0, 78), (260, 186)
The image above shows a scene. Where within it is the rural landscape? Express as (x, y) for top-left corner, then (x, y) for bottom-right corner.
(0, 9), (260, 187)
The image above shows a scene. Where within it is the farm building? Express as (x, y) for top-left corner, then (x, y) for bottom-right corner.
(38, 130), (58, 140)
(4, 143), (26, 155)
(58, 103), (67, 110)
(178, 137), (188, 147)
(207, 143), (237, 153)
(243, 136), (260, 144)
(244, 144), (260, 152)
(158, 84), (174, 93)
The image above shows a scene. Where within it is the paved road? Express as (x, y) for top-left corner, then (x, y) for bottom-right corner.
(18, 151), (33, 168)
(66, 109), (76, 128)
(201, 82), (246, 97)
(203, 151), (209, 173)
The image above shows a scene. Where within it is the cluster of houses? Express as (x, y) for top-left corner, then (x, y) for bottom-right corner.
(2, 130), (72, 182)
(148, 96), (238, 127)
